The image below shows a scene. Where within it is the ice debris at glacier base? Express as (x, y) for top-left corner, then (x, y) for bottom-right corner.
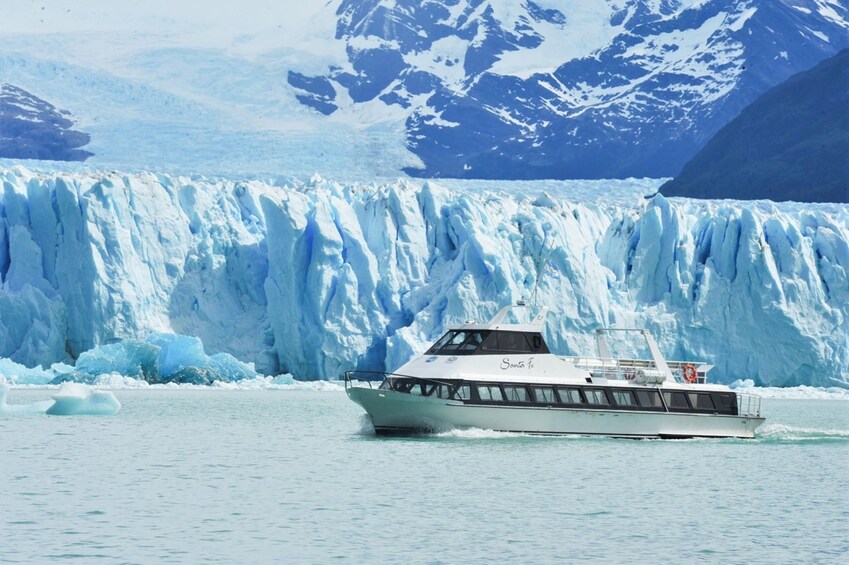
(0, 332), (257, 385)
(0, 166), (847, 386)
(0, 382), (120, 415)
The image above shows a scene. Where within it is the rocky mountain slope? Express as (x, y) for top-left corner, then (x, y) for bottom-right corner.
(661, 49), (849, 202)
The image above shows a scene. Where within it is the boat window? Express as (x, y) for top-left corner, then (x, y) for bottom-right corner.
(688, 393), (715, 411)
(557, 387), (584, 405)
(712, 393), (737, 414)
(481, 332), (533, 353)
(434, 385), (453, 399)
(663, 391), (690, 410)
(532, 386), (556, 403)
(529, 333), (550, 353)
(379, 379), (393, 390)
(408, 382), (425, 396)
(441, 331), (475, 352)
(635, 389), (663, 408)
(453, 385), (471, 401)
(611, 390), (636, 407)
(459, 332), (487, 352)
(426, 332), (456, 354)
(477, 385), (504, 402)
(392, 379), (413, 393)
(584, 389), (610, 405)
(503, 385), (529, 402)
(426, 331), (490, 355)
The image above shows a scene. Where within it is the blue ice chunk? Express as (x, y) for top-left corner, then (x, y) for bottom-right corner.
(146, 333), (206, 377)
(145, 333), (256, 381)
(207, 352), (256, 381)
(0, 357), (54, 385)
(75, 341), (159, 380)
(45, 383), (120, 416)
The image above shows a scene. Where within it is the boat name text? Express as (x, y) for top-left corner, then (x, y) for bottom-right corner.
(500, 357), (535, 370)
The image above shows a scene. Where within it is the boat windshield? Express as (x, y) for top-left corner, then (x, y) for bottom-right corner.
(426, 330), (549, 355)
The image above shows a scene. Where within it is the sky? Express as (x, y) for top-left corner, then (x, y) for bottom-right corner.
(0, 1), (338, 52)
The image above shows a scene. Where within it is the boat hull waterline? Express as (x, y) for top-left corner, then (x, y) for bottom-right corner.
(348, 387), (765, 439)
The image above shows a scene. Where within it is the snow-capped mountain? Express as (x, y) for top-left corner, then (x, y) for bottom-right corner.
(0, 1), (846, 180)
(1, 166), (846, 386)
(290, 0), (849, 178)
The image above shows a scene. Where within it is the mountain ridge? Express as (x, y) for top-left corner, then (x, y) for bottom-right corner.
(661, 48), (849, 202)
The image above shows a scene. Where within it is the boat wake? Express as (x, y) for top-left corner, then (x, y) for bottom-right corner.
(433, 427), (533, 439)
(755, 424), (849, 442)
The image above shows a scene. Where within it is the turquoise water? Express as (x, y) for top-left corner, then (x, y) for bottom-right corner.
(2, 390), (848, 564)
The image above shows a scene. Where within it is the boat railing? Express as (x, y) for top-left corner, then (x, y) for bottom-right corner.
(736, 393), (762, 417)
(566, 356), (710, 383)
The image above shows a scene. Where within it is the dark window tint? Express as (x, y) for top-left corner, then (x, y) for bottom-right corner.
(611, 390), (636, 407)
(393, 379), (413, 393)
(426, 332), (454, 354)
(532, 387), (556, 403)
(503, 386), (529, 402)
(635, 389), (663, 408)
(712, 393), (737, 414)
(557, 387), (584, 405)
(477, 385), (504, 402)
(663, 391), (690, 410)
(529, 333), (550, 353)
(688, 393), (715, 410)
(459, 332), (486, 352)
(481, 332), (532, 353)
(427, 331), (490, 355)
(454, 385), (471, 401)
(585, 389), (609, 405)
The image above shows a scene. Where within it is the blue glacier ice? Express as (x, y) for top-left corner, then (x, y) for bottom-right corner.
(0, 166), (847, 386)
(74, 333), (256, 384)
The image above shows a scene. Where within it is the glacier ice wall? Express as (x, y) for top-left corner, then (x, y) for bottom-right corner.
(0, 166), (846, 386)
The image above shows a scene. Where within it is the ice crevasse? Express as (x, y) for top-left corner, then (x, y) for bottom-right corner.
(0, 166), (846, 386)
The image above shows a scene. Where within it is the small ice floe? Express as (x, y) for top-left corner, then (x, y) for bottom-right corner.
(46, 383), (121, 416)
(0, 382), (120, 416)
(0, 383), (54, 414)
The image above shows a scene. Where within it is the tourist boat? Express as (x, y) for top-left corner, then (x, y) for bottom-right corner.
(345, 303), (765, 438)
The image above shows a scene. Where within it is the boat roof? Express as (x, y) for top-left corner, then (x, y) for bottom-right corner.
(448, 303), (549, 333)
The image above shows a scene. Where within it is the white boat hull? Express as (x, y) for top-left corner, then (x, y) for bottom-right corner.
(348, 387), (765, 439)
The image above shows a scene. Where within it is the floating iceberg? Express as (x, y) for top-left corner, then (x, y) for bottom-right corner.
(0, 166), (846, 386)
(0, 382), (120, 415)
(45, 382), (121, 416)
(0, 382), (54, 413)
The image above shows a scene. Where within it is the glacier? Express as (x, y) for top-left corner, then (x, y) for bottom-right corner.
(0, 166), (846, 387)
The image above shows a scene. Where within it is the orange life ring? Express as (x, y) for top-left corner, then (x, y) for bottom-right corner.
(682, 364), (698, 383)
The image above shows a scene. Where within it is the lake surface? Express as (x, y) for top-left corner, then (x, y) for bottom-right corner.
(2, 389), (848, 564)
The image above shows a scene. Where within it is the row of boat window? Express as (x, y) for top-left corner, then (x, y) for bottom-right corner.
(382, 378), (735, 414)
(425, 330), (550, 356)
